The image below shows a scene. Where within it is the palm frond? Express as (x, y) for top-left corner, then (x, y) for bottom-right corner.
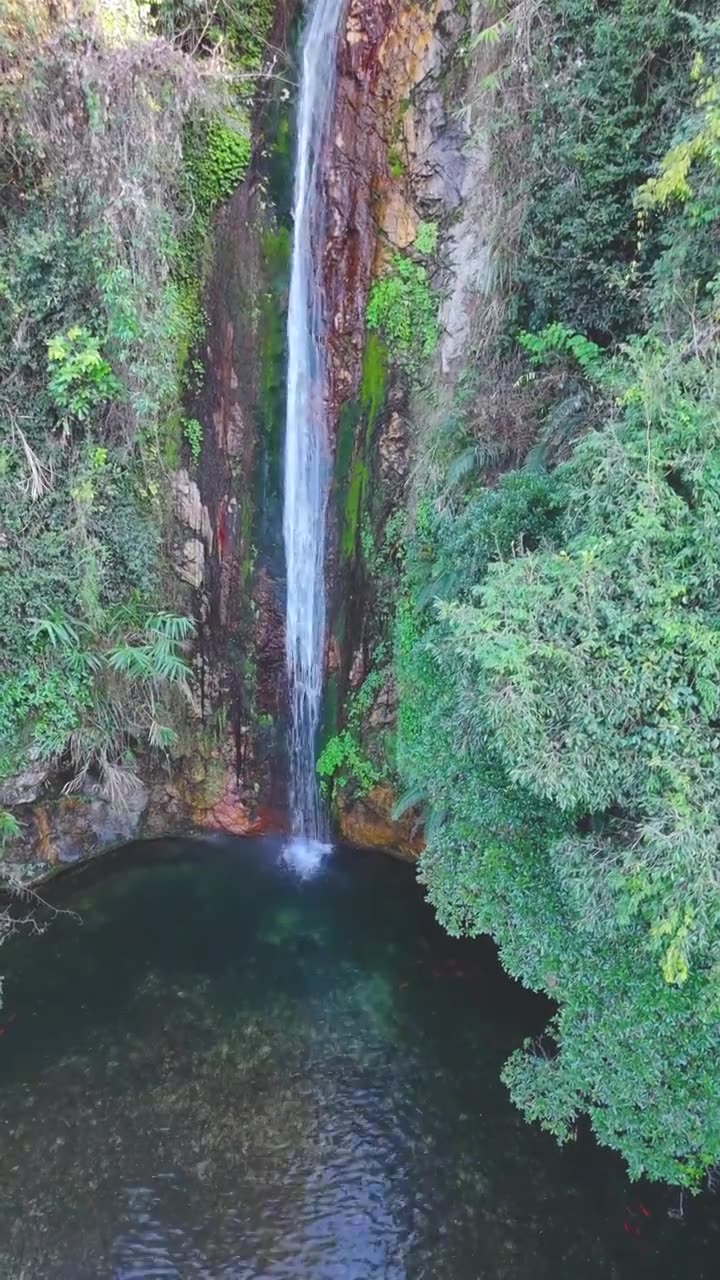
(392, 787), (425, 821)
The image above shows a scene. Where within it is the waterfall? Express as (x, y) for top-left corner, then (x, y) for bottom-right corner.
(283, 0), (345, 871)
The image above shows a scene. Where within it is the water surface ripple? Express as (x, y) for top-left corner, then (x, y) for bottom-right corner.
(0, 836), (717, 1278)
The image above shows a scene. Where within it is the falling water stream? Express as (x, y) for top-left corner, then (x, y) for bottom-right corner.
(283, 0), (346, 869)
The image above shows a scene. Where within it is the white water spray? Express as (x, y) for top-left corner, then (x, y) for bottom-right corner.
(283, 0), (345, 873)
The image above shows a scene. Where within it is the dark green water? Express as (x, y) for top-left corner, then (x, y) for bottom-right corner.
(0, 836), (717, 1278)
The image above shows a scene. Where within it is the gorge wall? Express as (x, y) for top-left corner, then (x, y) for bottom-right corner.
(0, 0), (476, 872)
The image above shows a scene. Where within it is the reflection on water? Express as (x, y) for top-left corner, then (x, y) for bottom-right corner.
(0, 835), (717, 1278)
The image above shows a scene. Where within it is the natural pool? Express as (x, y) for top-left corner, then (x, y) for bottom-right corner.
(0, 835), (717, 1278)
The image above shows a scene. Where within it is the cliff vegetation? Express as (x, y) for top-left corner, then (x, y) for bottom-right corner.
(0, 0), (272, 847)
(385, 0), (720, 1190)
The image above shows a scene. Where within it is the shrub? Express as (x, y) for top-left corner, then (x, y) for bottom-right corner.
(393, 25), (720, 1185)
(47, 327), (122, 427)
(367, 255), (439, 376)
(396, 348), (720, 1184)
(183, 416), (203, 462)
(509, 0), (717, 341)
(316, 730), (380, 800)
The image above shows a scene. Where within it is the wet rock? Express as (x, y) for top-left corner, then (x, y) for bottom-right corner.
(32, 806), (58, 863)
(368, 676), (398, 730)
(0, 765), (51, 807)
(253, 569), (287, 719)
(323, 0), (468, 420)
(86, 779), (150, 845)
(410, 87), (466, 209)
(336, 784), (423, 861)
(170, 469), (214, 547)
(176, 537), (206, 589)
(381, 189), (419, 250)
(349, 647), (366, 690)
(378, 408), (410, 494)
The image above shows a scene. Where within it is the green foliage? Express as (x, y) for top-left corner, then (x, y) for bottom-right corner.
(47, 327), (122, 427)
(0, 0), (242, 794)
(153, 0), (274, 77)
(511, 0), (717, 340)
(394, 29), (720, 1186)
(317, 660), (392, 803)
(183, 416), (203, 462)
(316, 729), (380, 800)
(636, 60), (720, 212)
(388, 146), (405, 179)
(638, 54), (720, 333)
(108, 612), (194, 686)
(414, 221), (438, 257)
(174, 0), (275, 380)
(184, 118), (251, 218)
(517, 323), (602, 378)
(0, 812), (21, 847)
(366, 255), (439, 377)
(396, 352), (720, 1184)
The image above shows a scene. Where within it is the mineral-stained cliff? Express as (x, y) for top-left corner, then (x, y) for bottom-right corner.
(325, 0), (465, 415)
(321, 0), (470, 852)
(173, 0), (473, 858)
(2, 0), (473, 874)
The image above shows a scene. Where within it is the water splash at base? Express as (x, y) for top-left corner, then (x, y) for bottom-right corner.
(282, 835), (331, 879)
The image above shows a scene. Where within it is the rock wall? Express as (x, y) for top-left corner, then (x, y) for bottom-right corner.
(167, 0), (303, 835)
(324, 0), (465, 417)
(322, 0), (469, 854)
(1, 0), (475, 876)
(0, 1), (301, 877)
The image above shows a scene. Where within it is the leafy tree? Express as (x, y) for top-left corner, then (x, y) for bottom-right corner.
(511, 0), (717, 341)
(394, 19), (720, 1187)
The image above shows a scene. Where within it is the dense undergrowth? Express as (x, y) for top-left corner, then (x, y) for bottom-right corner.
(0, 0), (271, 825)
(387, 0), (720, 1188)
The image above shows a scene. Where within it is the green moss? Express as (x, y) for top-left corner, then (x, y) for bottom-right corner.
(334, 400), (360, 487)
(262, 226), (292, 281)
(163, 408), (184, 468)
(341, 459), (368, 561)
(262, 82), (296, 218)
(359, 332), (388, 432)
(185, 117), (251, 218)
(240, 500), (254, 580)
(258, 225), (291, 501)
(274, 114), (291, 158)
(388, 146), (405, 178)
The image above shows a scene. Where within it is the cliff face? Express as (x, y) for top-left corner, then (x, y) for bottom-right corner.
(2, 0), (474, 874)
(321, 0), (470, 853)
(325, 0), (464, 416)
(182, 0), (472, 856)
(0, 0), (302, 874)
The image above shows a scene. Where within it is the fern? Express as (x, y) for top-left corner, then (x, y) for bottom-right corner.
(518, 324), (602, 377)
(0, 810), (21, 846)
